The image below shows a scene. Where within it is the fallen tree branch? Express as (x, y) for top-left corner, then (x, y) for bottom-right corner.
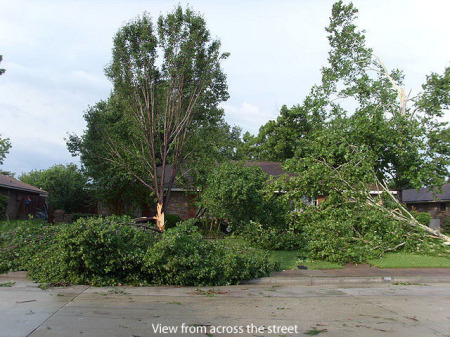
(368, 178), (450, 244)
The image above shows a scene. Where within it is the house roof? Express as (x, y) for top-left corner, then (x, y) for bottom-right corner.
(244, 161), (287, 178)
(403, 183), (450, 203)
(158, 161), (287, 190)
(0, 174), (48, 196)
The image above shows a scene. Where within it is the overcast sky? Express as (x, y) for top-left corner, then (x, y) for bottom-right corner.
(0, 0), (449, 175)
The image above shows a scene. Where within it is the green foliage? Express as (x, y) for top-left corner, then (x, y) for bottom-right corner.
(68, 6), (235, 217)
(0, 194), (8, 219)
(200, 162), (288, 229)
(0, 134), (11, 166)
(2, 218), (276, 286)
(143, 221), (275, 286)
(291, 200), (448, 264)
(246, 1), (449, 191)
(70, 213), (98, 222)
(239, 221), (302, 251)
(239, 102), (325, 161)
(0, 219), (53, 273)
(27, 216), (158, 286)
(268, 1), (450, 264)
(99, 5), (230, 216)
(164, 214), (182, 229)
(19, 164), (91, 213)
(414, 212), (432, 226)
(66, 100), (152, 215)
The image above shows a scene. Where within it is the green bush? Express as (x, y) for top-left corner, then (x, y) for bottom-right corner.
(143, 221), (276, 286)
(164, 214), (182, 229)
(27, 216), (159, 286)
(71, 213), (98, 222)
(0, 194), (8, 219)
(0, 220), (53, 273)
(292, 199), (449, 264)
(199, 162), (288, 230)
(2, 217), (276, 286)
(239, 221), (302, 251)
(414, 212), (431, 226)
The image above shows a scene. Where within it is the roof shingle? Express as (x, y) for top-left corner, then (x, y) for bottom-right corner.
(0, 174), (48, 196)
(403, 183), (450, 203)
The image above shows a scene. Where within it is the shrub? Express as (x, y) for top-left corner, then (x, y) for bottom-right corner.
(239, 221), (302, 251)
(164, 214), (182, 229)
(0, 194), (8, 219)
(27, 216), (159, 286)
(71, 213), (98, 222)
(3, 217), (276, 286)
(199, 162), (288, 230)
(414, 212), (431, 226)
(143, 221), (276, 286)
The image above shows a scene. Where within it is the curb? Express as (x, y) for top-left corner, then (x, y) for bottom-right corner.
(243, 275), (450, 286)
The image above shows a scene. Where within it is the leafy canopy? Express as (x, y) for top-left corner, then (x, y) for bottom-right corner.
(19, 164), (91, 213)
(68, 6), (230, 228)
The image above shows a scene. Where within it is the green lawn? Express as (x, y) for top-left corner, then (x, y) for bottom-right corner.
(213, 237), (450, 270)
(219, 237), (343, 270)
(268, 250), (343, 270)
(369, 252), (450, 268)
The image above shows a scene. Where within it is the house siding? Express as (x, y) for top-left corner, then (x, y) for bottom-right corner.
(165, 191), (197, 220)
(406, 201), (450, 230)
(0, 187), (45, 220)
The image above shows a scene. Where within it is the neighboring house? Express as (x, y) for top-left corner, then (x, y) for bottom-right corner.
(0, 173), (48, 220)
(403, 183), (450, 230)
(314, 185), (398, 207)
(157, 161), (286, 220)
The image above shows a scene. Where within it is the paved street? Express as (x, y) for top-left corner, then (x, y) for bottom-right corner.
(0, 272), (449, 337)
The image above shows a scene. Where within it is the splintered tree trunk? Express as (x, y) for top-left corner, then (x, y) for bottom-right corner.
(155, 203), (165, 231)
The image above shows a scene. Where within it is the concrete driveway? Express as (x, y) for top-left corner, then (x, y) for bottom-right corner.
(0, 272), (449, 337)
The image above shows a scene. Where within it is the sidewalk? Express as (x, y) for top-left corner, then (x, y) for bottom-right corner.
(1, 265), (450, 287)
(244, 264), (450, 285)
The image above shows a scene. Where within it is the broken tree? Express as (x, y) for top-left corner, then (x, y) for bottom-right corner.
(103, 6), (229, 230)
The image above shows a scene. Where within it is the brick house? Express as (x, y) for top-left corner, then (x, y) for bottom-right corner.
(161, 161), (287, 220)
(403, 183), (450, 230)
(0, 173), (48, 220)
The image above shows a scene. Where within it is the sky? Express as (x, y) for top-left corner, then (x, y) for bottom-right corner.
(0, 0), (449, 175)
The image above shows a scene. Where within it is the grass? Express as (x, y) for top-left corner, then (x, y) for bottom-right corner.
(297, 259), (343, 270)
(369, 252), (450, 268)
(220, 237), (343, 270)
(269, 251), (299, 270)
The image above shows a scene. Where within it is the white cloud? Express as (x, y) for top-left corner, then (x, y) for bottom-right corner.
(222, 102), (278, 134)
(0, 0), (449, 174)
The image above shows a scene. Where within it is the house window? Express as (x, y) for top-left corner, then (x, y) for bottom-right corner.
(440, 203), (446, 212)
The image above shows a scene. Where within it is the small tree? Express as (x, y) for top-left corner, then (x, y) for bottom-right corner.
(199, 162), (286, 229)
(19, 164), (91, 213)
(103, 6), (229, 231)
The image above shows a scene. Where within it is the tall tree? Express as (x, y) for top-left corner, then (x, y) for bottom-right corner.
(279, 1), (449, 194)
(66, 98), (152, 215)
(101, 6), (228, 230)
